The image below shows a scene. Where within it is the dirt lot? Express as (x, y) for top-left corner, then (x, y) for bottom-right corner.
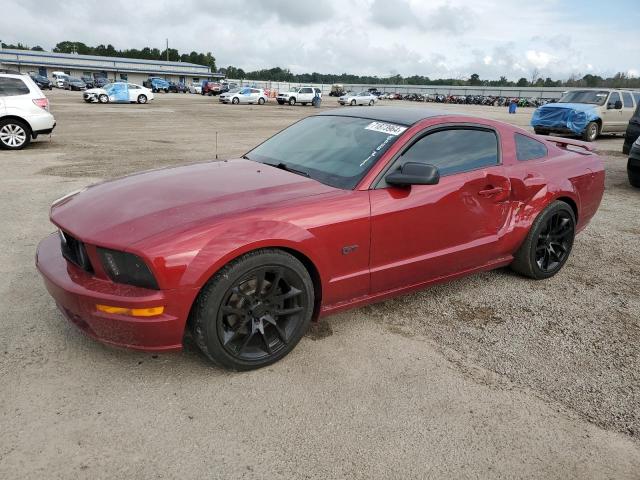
(1, 89), (639, 479)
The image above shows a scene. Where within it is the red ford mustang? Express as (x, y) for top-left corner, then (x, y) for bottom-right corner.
(36, 107), (605, 370)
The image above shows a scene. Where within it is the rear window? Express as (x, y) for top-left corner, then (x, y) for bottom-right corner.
(515, 133), (548, 161)
(0, 77), (30, 96)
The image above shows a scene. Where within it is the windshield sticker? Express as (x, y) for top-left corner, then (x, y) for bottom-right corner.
(365, 122), (407, 136)
(360, 135), (395, 167)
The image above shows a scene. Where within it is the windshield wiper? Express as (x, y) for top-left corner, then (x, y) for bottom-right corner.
(265, 162), (310, 178)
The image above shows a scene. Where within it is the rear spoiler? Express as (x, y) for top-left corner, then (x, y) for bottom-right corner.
(543, 136), (594, 154)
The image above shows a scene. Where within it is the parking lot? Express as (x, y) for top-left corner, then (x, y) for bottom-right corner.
(1, 89), (639, 479)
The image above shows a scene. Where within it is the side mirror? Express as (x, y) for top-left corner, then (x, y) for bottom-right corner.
(386, 162), (440, 187)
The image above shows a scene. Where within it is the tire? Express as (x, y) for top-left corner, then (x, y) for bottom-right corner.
(137, 94), (147, 104)
(583, 121), (599, 142)
(232, 97), (239, 105)
(350, 100), (356, 106)
(258, 97), (265, 105)
(288, 97), (296, 106)
(0, 118), (31, 150)
(510, 201), (576, 280)
(534, 128), (548, 135)
(368, 100), (374, 106)
(277, 100), (284, 105)
(98, 94), (109, 104)
(191, 249), (314, 370)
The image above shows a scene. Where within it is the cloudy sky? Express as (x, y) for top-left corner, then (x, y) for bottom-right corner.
(2, 0), (638, 80)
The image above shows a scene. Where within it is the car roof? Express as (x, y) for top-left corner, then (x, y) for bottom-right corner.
(316, 106), (451, 126)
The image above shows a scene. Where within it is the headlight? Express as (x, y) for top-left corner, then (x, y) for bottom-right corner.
(97, 248), (159, 290)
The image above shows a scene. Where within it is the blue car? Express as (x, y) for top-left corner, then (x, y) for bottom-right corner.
(143, 77), (170, 93)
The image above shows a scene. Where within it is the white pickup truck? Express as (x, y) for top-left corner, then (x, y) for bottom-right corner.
(276, 86), (322, 106)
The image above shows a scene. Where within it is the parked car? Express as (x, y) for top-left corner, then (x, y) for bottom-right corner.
(339, 91), (378, 106)
(276, 86), (322, 106)
(51, 71), (69, 88)
(219, 82), (238, 94)
(36, 106), (604, 370)
(93, 77), (109, 88)
(628, 137), (640, 187)
(188, 82), (202, 94)
(168, 82), (188, 93)
(62, 77), (87, 91)
(29, 74), (53, 90)
(81, 76), (96, 88)
(202, 81), (225, 96)
(83, 82), (154, 104)
(142, 77), (170, 93)
(532, 89), (640, 141)
(0, 74), (56, 150)
(219, 87), (268, 105)
(622, 101), (640, 154)
(330, 84), (345, 96)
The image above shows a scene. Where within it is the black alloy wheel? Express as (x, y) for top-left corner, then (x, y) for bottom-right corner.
(191, 249), (314, 370)
(511, 201), (576, 279)
(534, 210), (574, 273)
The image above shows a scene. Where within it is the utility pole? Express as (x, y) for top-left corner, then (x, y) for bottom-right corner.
(166, 38), (169, 62)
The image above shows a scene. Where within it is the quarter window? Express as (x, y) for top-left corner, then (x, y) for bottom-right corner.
(621, 92), (634, 108)
(515, 133), (548, 161)
(0, 77), (30, 96)
(395, 128), (499, 176)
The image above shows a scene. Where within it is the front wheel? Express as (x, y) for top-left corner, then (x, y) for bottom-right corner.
(629, 162), (640, 188)
(191, 249), (314, 370)
(510, 201), (576, 279)
(232, 97), (239, 105)
(583, 121), (599, 142)
(534, 128), (548, 135)
(350, 99), (356, 106)
(288, 97), (296, 106)
(98, 94), (109, 103)
(0, 118), (31, 150)
(137, 94), (147, 104)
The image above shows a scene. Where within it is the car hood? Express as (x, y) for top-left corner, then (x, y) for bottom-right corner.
(50, 159), (336, 248)
(85, 87), (106, 95)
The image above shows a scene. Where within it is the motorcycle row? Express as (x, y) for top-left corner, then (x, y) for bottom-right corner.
(381, 93), (554, 107)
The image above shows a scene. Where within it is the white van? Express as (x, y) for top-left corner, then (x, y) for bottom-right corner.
(51, 71), (69, 88)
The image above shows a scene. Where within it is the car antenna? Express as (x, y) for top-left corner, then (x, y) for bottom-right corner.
(215, 131), (218, 160)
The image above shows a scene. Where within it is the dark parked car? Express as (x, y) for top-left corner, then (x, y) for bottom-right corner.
(628, 137), (640, 187)
(81, 76), (95, 88)
(29, 74), (52, 90)
(623, 103), (640, 155)
(168, 81), (188, 93)
(92, 78), (108, 88)
(63, 77), (86, 91)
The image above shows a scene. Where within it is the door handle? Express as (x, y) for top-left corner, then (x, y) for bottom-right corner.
(478, 186), (503, 197)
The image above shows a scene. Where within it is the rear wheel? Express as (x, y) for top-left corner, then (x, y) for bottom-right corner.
(629, 162), (640, 188)
(137, 94), (147, 104)
(98, 94), (109, 103)
(368, 99), (374, 106)
(0, 118), (31, 150)
(511, 201), (576, 279)
(583, 121), (599, 142)
(191, 249), (314, 370)
(258, 97), (265, 105)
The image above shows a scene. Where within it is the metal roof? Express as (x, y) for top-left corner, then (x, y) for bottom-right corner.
(0, 48), (209, 69)
(317, 106), (450, 126)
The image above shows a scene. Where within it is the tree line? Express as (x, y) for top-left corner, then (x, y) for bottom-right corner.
(3, 41), (638, 88)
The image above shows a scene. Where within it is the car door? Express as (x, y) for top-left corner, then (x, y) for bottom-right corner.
(299, 87), (313, 102)
(127, 83), (139, 102)
(602, 92), (622, 132)
(369, 125), (513, 294)
(239, 88), (252, 103)
(620, 91), (636, 131)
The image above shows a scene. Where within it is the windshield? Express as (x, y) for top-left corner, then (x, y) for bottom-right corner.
(559, 90), (609, 105)
(245, 115), (407, 189)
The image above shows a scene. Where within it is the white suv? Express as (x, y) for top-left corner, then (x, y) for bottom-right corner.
(276, 86), (322, 106)
(0, 74), (56, 150)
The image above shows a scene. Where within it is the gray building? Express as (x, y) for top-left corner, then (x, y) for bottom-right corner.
(0, 48), (219, 85)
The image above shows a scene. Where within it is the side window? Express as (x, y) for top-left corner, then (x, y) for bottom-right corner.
(633, 92), (640, 104)
(621, 92), (633, 108)
(0, 77), (30, 96)
(396, 128), (499, 177)
(515, 133), (548, 161)
(608, 92), (621, 108)
(300, 88), (312, 94)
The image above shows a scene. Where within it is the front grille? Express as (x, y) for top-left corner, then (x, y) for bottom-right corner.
(60, 230), (94, 273)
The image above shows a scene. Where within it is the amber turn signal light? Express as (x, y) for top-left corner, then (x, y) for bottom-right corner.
(96, 304), (164, 317)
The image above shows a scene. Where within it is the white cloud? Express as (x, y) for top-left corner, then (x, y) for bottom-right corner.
(0, 0), (636, 81)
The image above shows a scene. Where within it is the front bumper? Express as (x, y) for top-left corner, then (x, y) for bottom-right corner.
(36, 233), (198, 352)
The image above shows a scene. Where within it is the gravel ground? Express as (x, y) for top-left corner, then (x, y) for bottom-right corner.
(0, 89), (638, 479)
